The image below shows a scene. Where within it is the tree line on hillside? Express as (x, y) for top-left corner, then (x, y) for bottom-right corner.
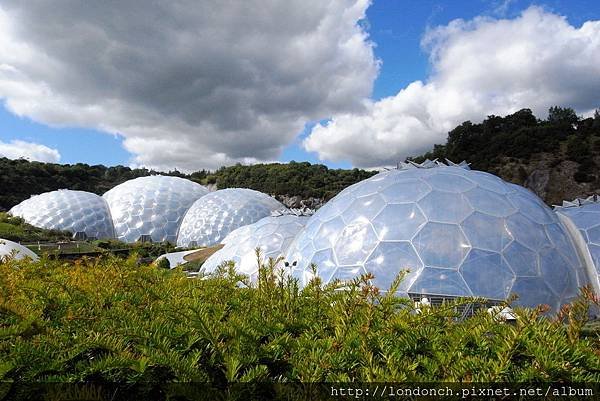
(411, 107), (600, 183)
(3, 106), (598, 211)
(0, 159), (193, 210)
(209, 161), (376, 200)
(0, 158), (375, 210)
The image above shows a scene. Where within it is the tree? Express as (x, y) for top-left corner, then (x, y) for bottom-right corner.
(593, 108), (600, 129)
(548, 106), (578, 125)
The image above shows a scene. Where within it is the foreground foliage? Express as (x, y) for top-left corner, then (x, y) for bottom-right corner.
(0, 255), (599, 393)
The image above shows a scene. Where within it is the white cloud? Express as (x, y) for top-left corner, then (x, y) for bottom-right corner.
(304, 7), (600, 167)
(0, 0), (378, 171)
(0, 139), (61, 162)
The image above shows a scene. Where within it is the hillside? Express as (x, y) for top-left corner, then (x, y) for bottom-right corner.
(2, 106), (599, 211)
(0, 160), (194, 211)
(411, 107), (600, 205)
(0, 158), (375, 211)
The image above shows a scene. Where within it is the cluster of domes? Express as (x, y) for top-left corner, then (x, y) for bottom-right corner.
(176, 160), (597, 313)
(11, 162), (600, 313)
(103, 176), (209, 243)
(9, 176), (283, 246)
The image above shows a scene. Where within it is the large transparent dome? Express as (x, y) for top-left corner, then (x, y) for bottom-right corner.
(0, 238), (39, 261)
(202, 214), (309, 281)
(103, 175), (208, 243)
(177, 188), (285, 247)
(554, 198), (600, 297)
(9, 190), (115, 239)
(285, 164), (587, 312)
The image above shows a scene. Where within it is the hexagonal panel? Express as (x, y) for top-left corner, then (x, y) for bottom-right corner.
(468, 171), (512, 194)
(364, 241), (423, 292)
(507, 192), (555, 224)
(341, 193), (386, 224)
(380, 179), (431, 203)
(589, 245), (600, 274)
(423, 172), (476, 193)
(545, 223), (581, 268)
(294, 240), (317, 271)
(351, 176), (392, 197)
(586, 225), (600, 245)
(418, 191), (473, 223)
(460, 249), (514, 299)
(312, 248), (338, 283)
(510, 277), (559, 311)
(330, 266), (368, 282)
(561, 211), (600, 231)
(313, 217), (346, 251)
(371, 203), (425, 241)
(413, 222), (470, 268)
(506, 213), (548, 251)
(464, 187), (517, 217)
(503, 241), (538, 276)
(333, 220), (378, 266)
(408, 267), (472, 297)
(539, 248), (572, 297)
(324, 192), (356, 218)
(461, 212), (513, 252)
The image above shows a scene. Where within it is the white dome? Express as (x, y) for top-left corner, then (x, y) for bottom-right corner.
(285, 165), (587, 313)
(103, 175), (208, 243)
(177, 188), (285, 247)
(555, 200), (600, 298)
(202, 214), (308, 281)
(0, 238), (39, 261)
(9, 189), (115, 239)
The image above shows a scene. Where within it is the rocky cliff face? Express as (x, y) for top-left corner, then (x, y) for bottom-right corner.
(490, 153), (600, 206)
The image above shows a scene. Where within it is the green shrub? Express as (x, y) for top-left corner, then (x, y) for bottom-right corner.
(0, 255), (599, 394)
(155, 257), (171, 270)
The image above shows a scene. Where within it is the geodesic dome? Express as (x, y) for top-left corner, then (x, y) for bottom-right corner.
(103, 175), (208, 243)
(176, 188), (285, 247)
(0, 238), (39, 261)
(554, 197), (600, 297)
(9, 190), (115, 239)
(201, 214), (309, 281)
(285, 164), (587, 313)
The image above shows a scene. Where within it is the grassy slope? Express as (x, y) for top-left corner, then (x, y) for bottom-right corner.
(0, 213), (71, 243)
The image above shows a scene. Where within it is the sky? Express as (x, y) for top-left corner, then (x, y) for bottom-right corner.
(0, 0), (599, 171)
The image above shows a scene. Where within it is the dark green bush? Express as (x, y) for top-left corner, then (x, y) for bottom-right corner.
(0, 254), (599, 392)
